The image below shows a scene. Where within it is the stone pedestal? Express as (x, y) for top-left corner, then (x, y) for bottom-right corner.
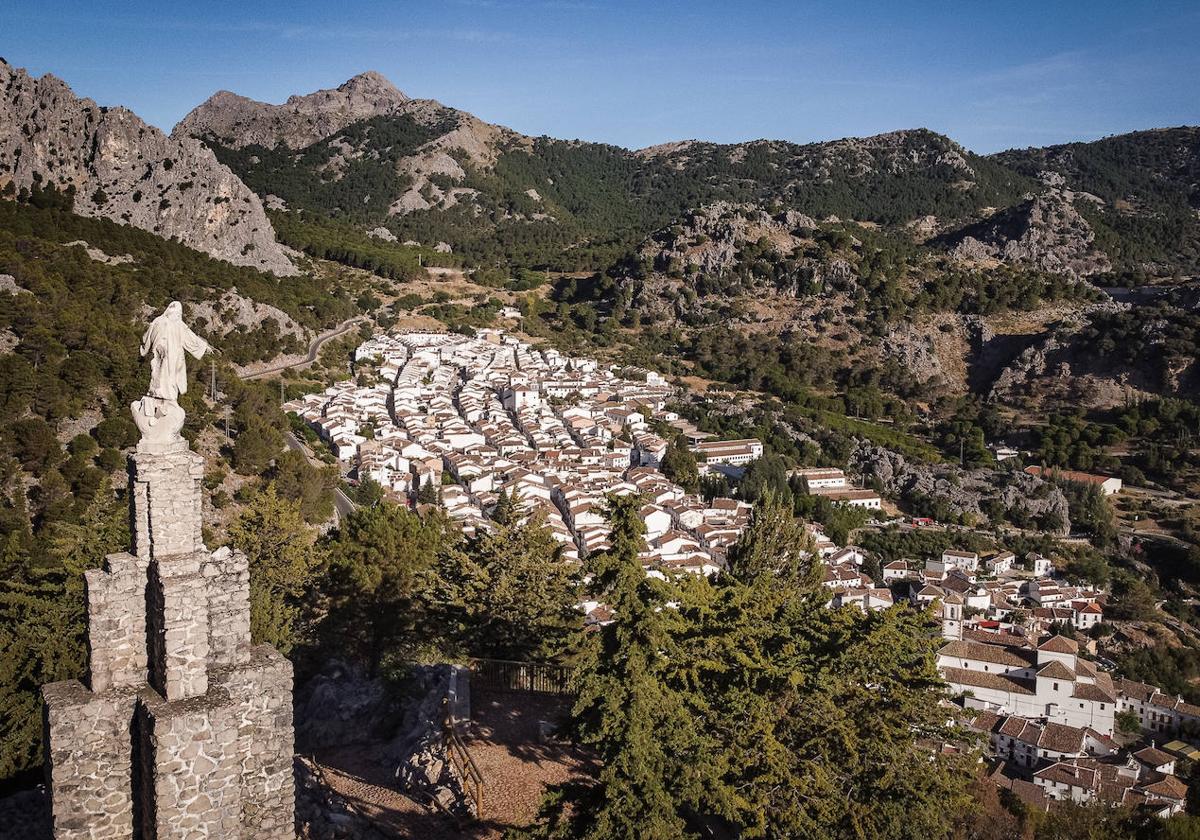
(42, 682), (138, 840)
(42, 440), (294, 839)
(129, 449), (205, 563)
(84, 553), (149, 694)
(137, 686), (243, 838)
(147, 557), (210, 702)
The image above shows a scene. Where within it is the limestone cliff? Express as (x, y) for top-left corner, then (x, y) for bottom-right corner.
(174, 71), (412, 151)
(175, 71), (517, 218)
(0, 59), (296, 275)
(946, 190), (1111, 278)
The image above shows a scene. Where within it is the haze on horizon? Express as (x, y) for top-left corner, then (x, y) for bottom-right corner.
(4, 0), (1200, 154)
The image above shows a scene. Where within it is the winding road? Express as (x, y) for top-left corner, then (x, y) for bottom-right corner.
(237, 315), (368, 381)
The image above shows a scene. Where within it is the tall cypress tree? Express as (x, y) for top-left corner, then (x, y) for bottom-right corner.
(529, 494), (697, 840)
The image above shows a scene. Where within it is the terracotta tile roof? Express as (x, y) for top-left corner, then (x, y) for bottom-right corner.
(1073, 681), (1118, 703)
(1115, 677), (1157, 703)
(1038, 635), (1079, 654)
(1134, 746), (1175, 768)
(1141, 774), (1188, 800)
(1037, 660), (1076, 681)
(938, 640), (1037, 669)
(1035, 761), (1098, 790)
(970, 711), (1002, 733)
(941, 667), (1035, 696)
(1037, 722), (1087, 753)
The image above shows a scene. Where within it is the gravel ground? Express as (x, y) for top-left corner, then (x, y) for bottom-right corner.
(315, 687), (594, 839)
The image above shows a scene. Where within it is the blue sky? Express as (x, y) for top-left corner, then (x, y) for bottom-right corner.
(4, 0), (1199, 153)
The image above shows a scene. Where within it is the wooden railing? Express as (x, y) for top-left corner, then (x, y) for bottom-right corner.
(442, 698), (485, 818)
(469, 657), (575, 695)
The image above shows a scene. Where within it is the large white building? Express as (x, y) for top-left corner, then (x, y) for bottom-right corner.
(937, 635), (1117, 734)
(694, 439), (763, 466)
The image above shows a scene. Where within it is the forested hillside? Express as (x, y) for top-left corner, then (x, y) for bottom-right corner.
(0, 191), (368, 783)
(994, 127), (1200, 280)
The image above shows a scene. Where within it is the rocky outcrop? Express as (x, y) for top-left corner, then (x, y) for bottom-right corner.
(880, 322), (945, 384)
(0, 60), (296, 275)
(850, 441), (1070, 533)
(185, 288), (307, 341)
(295, 758), (392, 840)
(386, 665), (472, 817)
(294, 662), (473, 816)
(294, 661), (395, 751)
(948, 190), (1110, 278)
(174, 71), (411, 151)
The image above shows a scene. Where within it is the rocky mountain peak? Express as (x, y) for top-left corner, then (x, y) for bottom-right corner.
(0, 61), (296, 274)
(175, 71), (411, 151)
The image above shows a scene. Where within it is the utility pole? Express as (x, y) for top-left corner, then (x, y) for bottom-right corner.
(210, 359), (216, 402)
(280, 379), (285, 407)
(224, 406), (231, 444)
(960, 438), (964, 468)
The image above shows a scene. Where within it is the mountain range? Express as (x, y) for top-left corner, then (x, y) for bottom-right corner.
(167, 70), (1199, 283)
(3, 62), (1197, 285)
(1, 63), (1198, 415)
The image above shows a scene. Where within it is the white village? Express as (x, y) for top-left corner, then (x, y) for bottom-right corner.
(289, 327), (1199, 818)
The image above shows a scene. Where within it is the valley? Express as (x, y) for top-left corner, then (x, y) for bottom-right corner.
(0, 56), (1198, 840)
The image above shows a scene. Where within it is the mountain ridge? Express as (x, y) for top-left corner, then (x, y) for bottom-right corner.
(0, 59), (297, 275)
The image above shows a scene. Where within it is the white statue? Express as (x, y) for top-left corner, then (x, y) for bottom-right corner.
(131, 302), (215, 451)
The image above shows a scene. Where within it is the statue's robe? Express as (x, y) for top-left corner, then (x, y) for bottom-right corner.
(140, 309), (210, 401)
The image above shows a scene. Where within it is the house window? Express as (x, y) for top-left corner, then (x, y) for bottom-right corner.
(1100, 704), (1105, 710)
(1053, 682), (1059, 691)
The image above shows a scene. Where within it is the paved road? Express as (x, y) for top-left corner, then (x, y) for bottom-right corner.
(284, 431), (358, 518)
(238, 315), (367, 381)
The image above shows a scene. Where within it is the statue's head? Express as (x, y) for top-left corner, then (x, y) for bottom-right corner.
(165, 301), (183, 321)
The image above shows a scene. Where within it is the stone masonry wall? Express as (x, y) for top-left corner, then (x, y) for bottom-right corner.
(137, 687), (243, 839)
(203, 546), (251, 670)
(130, 451), (204, 562)
(85, 552), (149, 694)
(43, 438), (295, 838)
(146, 557), (210, 703)
(215, 646), (295, 838)
(42, 682), (138, 840)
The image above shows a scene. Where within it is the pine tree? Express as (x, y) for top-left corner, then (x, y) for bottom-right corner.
(229, 483), (321, 654)
(0, 482), (126, 779)
(527, 494), (697, 839)
(320, 501), (452, 667)
(660, 438), (700, 493)
(433, 514), (581, 661)
(726, 490), (821, 593)
(492, 487), (514, 525)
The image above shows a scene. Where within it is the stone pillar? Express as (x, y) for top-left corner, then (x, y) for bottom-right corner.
(214, 646), (295, 839)
(45, 422), (295, 838)
(129, 449), (205, 563)
(136, 687), (243, 839)
(203, 547), (251, 669)
(85, 553), (150, 693)
(146, 557), (210, 702)
(42, 682), (138, 840)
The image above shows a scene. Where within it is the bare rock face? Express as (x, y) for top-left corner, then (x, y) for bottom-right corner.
(850, 440), (1070, 533)
(0, 60), (296, 275)
(174, 71), (411, 151)
(880, 322), (945, 384)
(948, 190), (1110, 279)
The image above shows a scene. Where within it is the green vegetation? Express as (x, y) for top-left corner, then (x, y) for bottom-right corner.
(995, 127), (1200, 281)
(526, 495), (976, 839)
(229, 484), (322, 654)
(209, 114), (457, 221)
